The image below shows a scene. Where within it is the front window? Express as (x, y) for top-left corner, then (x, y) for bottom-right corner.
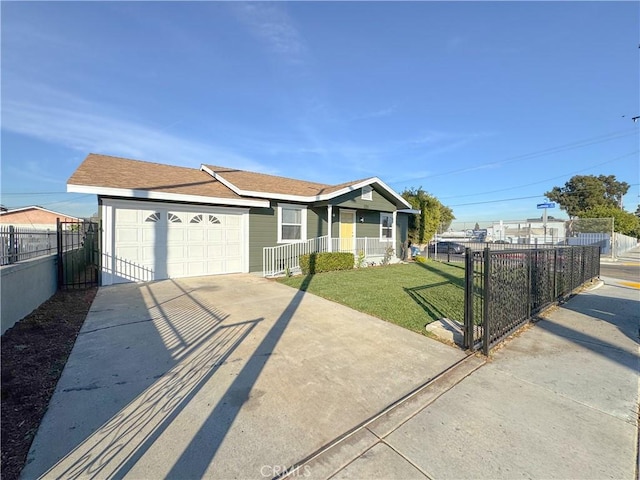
(380, 213), (393, 240)
(278, 204), (307, 242)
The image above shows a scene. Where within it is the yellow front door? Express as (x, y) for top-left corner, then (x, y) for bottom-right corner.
(339, 210), (355, 252)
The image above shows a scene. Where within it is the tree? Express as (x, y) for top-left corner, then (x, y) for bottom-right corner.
(577, 205), (640, 238)
(439, 205), (455, 232)
(635, 205), (640, 219)
(474, 222), (480, 231)
(545, 175), (629, 218)
(401, 188), (455, 243)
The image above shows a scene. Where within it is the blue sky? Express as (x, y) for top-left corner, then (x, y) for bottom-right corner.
(2, 1), (639, 226)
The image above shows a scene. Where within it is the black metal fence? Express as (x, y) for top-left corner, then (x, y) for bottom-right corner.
(0, 225), (58, 265)
(426, 242), (558, 264)
(463, 245), (600, 354)
(57, 220), (100, 289)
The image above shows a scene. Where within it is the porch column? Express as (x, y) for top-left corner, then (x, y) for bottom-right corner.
(327, 204), (333, 252)
(392, 210), (397, 256)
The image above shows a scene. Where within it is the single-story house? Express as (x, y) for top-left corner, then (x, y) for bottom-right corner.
(0, 206), (81, 230)
(68, 154), (416, 284)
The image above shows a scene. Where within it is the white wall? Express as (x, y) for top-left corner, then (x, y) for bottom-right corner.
(0, 254), (58, 334)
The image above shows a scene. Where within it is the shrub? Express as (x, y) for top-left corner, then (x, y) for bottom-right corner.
(381, 245), (394, 266)
(299, 252), (354, 274)
(414, 255), (427, 264)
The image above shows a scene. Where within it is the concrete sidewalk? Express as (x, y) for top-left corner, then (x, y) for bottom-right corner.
(292, 280), (639, 479)
(600, 244), (640, 264)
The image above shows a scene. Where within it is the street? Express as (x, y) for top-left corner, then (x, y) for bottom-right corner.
(600, 262), (640, 284)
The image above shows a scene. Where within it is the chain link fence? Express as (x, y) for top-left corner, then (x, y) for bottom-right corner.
(440, 217), (637, 259)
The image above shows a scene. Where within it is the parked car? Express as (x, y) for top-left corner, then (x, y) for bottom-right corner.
(428, 241), (466, 254)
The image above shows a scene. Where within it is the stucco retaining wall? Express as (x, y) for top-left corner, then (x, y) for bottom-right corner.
(0, 254), (57, 334)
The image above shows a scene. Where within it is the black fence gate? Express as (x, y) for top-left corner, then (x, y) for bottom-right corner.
(463, 245), (600, 354)
(57, 220), (100, 289)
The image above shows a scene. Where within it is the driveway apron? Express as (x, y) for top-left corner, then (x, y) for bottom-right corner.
(22, 274), (465, 479)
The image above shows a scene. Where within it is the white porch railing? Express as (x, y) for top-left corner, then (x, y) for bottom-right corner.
(263, 236), (329, 277)
(331, 237), (393, 256)
(263, 236), (395, 277)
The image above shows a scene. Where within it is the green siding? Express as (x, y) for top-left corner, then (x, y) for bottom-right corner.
(331, 215), (339, 238)
(248, 205), (277, 272)
(249, 202), (411, 272)
(396, 213), (409, 258)
(353, 210), (381, 238)
(308, 207), (328, 238)
(332, 186), (397, 212)
(249, 203), (328, 273)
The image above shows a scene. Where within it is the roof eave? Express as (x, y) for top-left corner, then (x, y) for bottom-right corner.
(200, 168), (411, 209)
(67, 184), (270, 208)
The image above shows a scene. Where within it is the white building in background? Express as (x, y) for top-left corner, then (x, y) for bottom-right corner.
(488, 218), (567, 245)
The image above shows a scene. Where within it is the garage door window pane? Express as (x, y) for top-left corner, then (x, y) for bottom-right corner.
(145, 212), (160, 223)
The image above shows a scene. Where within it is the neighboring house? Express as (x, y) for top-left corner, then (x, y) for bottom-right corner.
(0, 206), (81, 230)
(68, 154), (416, 284)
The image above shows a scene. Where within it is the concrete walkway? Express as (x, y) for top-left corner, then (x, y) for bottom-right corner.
(292, 275), (639, 478)
(21, 274), (466, 479)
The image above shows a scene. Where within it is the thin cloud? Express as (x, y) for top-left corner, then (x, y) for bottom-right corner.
(409, 130), (494, 156)
(231, 3), (307, 63)
(349, 104), (398, 122)
(1, 86), (270, 173)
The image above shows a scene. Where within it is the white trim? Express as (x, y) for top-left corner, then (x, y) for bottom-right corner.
(380, 212), (394, 242)
(277, 203), (308, 244)
(327, 205), (333, 252)
(200, 167), (412, 209)
(100, 202), (115, 286)
(392, 210), (397, 247)
(67, 184), (270, 208)
(397, 208), (420, 215)
(200, 165), (244, 195)
(100, 197), (250, 215)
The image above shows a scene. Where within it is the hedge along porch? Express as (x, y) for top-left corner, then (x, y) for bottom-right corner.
(68, 154), (416, 283)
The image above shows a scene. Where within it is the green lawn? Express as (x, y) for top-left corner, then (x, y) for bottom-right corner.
(277, 261), (465, 335)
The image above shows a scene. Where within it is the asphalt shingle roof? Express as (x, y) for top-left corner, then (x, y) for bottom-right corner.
(68, 154), (243, 199)
(204, 165), (370, 197)
(70, 154), (377, 201)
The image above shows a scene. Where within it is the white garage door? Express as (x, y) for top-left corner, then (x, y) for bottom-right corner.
(113, 206), (245, 282)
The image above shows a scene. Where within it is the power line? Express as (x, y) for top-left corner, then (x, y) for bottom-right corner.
(438, 151), (639, 200)
(1, 191), (68, 196)
(389, 127), (638, 185)
(447, 183), (639, 208)
(7, 194), (94, 209)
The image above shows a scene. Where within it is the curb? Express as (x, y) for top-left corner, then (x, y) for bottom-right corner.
(277, 354), (486, 480)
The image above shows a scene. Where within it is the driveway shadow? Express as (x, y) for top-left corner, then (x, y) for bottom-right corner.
(25, 278), (261, 479)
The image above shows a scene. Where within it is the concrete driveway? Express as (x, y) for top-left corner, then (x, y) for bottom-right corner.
(22, 274), (466, 479)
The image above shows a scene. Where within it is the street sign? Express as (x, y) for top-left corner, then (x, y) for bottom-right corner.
(537, 202), (555, 209)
